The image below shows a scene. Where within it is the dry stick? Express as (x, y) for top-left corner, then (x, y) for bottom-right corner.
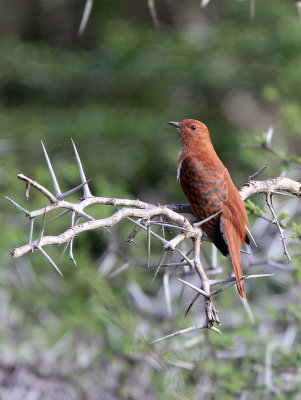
(7, 143), (301, 338)
(127, 218), (146, 243)
(239, 176), (301, 201)
(11, 205), (192, 258)
(247, 165), (267, 182)
(108, 261), (130, 279)
(127, 217), (169, 248)
(266, 192), (292, 263)
(192, 235), (220, 326)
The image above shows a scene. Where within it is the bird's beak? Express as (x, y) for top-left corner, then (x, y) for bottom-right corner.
(168, 121), (182, 129)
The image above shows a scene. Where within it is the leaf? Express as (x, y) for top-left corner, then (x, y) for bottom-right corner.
(244, 199), (264, 216)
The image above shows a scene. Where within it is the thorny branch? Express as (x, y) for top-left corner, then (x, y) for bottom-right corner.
(6, 140), (301, 337)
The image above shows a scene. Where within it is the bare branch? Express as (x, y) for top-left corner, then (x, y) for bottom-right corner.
(7, 138), (301, 337)
(240, 177), (301, 201)
(266, 192), (292, 263)
(247, 165), (267, 182)
(17, 174), (57, 203)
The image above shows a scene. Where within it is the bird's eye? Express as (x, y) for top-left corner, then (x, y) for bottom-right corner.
(190, 125), (197, 131)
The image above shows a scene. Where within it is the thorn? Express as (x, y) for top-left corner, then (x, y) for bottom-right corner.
(147, 0), (160, 28)
(241, 249), (252, 255)
(147, 224), (151, 268)
(151, 322), (218, 343)
(36, 245), (63, 277)
(148, 221), (191, 232)
(58, 179), (92, 200)
(211, 244), (218, 269)
(266, 126), (274, 145)
(69, 238), (77, 266)
(60, 239), (70, 260)
(29, 219), (34, 243)
(71, 139), (92, 198)
(194, 209), (223, 227)
(163, 272), (172, 317)
(211, 275), (247, 296)
(37, 206), (47, 245)
(185, 292), (200, 317)
(151, 251), (167, 283)
(78, 0), (94, 36)
(41, 141), (62, 199)
(108, 261), (130, 279)
(245, 224), (257, 247)
(60, 212), (78, 265)
(200, 0), (211, 7)
(5, 196), (29, 215)
(297, 2), (301, 24)
(174, 248), (194, 269)
(240, 298), (255, 324)
(271, 191), (294, 198)
(51, 209), (71, 222)
(177, 278), (208, 298)
(127, 217), (168, 246)
(77, 210), (95, 221)
(25, 182), (31, 200)
(211, 274), (273, 296)
(208, 325), (222, 335)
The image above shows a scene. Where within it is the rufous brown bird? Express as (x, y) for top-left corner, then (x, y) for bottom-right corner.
(168, 119), (250, 299)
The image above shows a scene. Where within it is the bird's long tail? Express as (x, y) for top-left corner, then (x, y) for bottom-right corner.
(223, 221), (246, 299)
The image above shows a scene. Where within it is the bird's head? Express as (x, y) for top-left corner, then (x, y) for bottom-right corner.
(168, 119), (210, 148)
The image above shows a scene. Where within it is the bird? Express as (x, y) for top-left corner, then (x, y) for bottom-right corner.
(168, 119), (250, 299)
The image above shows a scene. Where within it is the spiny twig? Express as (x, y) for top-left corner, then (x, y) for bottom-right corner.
(152, 322), (221, 343)
(6, 138), (301, 338)
(266, 192), (292, 263)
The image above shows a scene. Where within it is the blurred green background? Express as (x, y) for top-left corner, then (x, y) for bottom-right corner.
(1, 0), (301, 399)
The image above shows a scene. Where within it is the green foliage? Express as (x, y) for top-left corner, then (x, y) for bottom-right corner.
(244, 199), (265, 216)
(289, 222), (301, 239)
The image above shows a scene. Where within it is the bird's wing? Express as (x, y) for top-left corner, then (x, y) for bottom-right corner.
(179, 156), (229, 256)
(179, 156), (248, 299)
(221, 170), (249, 299)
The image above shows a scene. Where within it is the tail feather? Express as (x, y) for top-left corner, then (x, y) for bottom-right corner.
(223, 220), (246, 299)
